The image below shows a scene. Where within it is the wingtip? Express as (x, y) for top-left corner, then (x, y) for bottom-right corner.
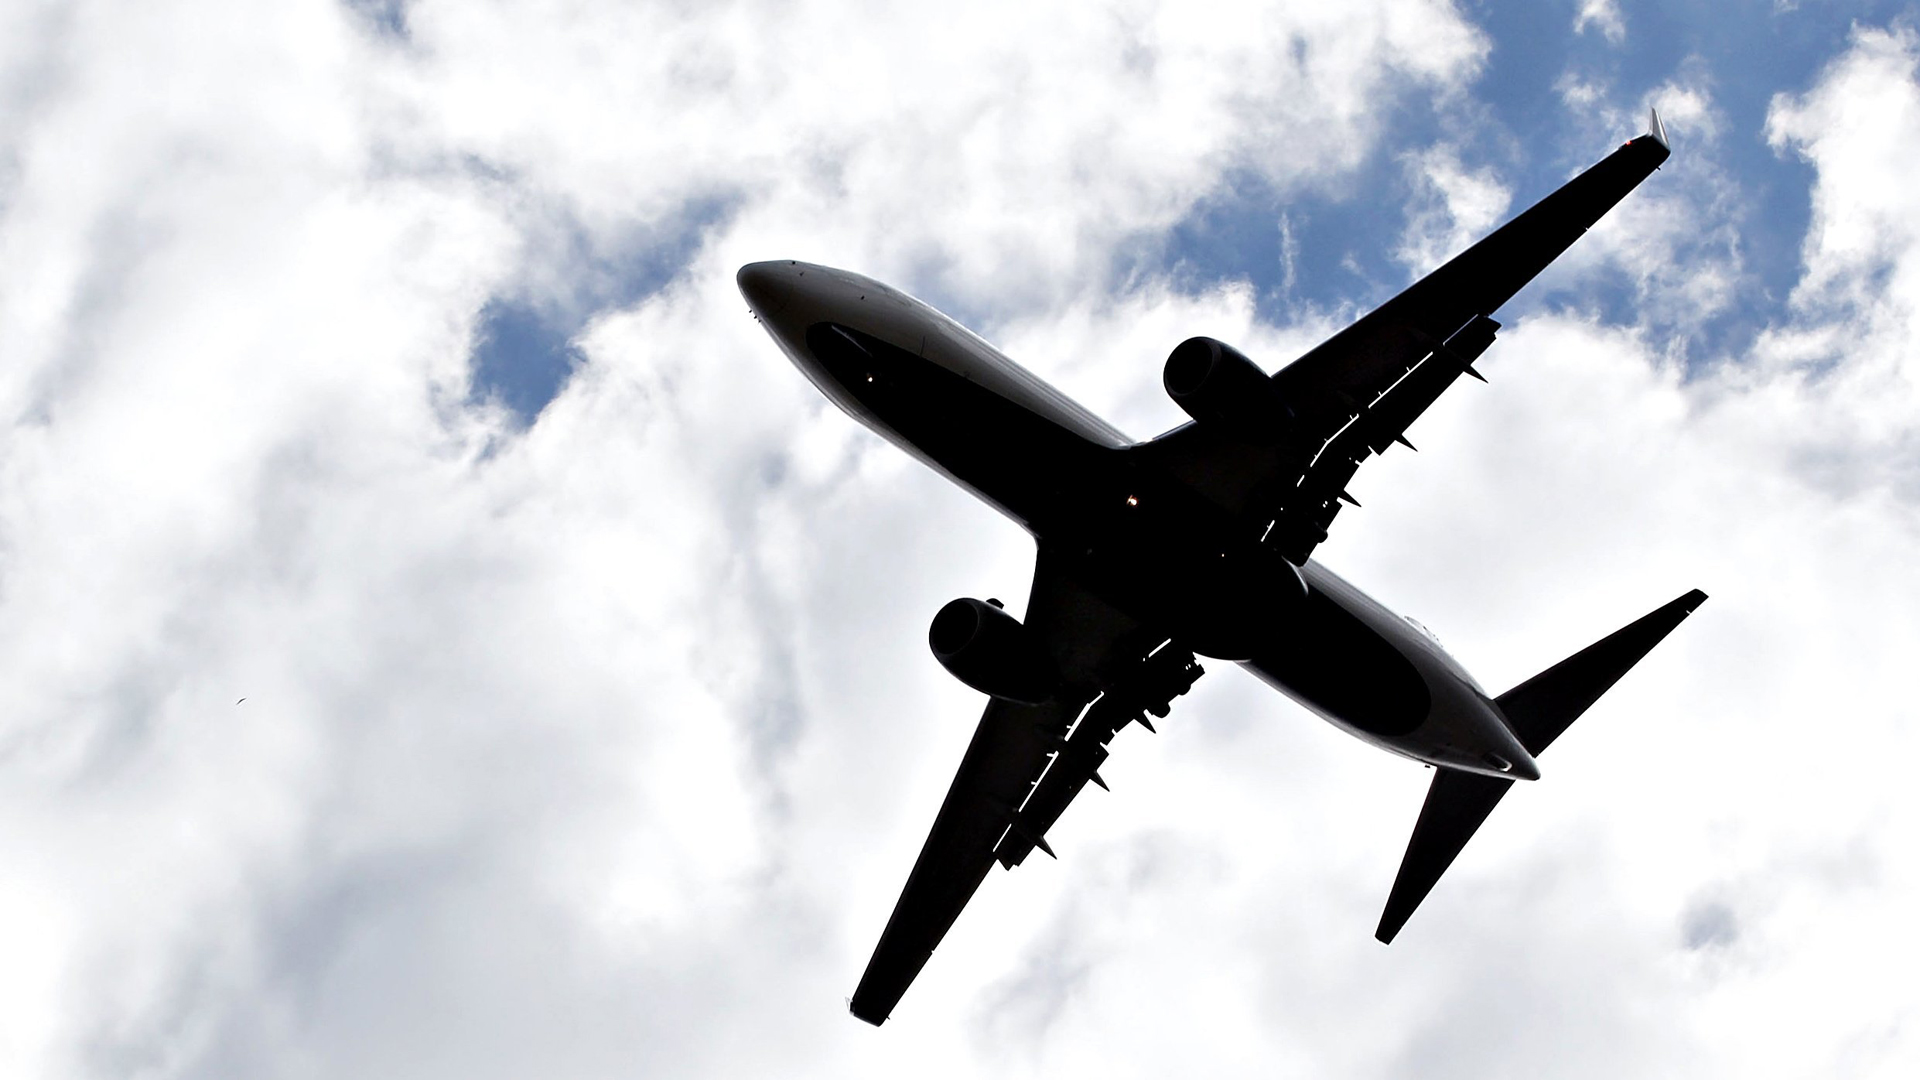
(1647, 107), (1670, 151)
(1375, 895), (1415, 943)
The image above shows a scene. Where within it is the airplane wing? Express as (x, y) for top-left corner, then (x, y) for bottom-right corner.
(1137, 114), (1672, 564)
(848, 546), (1199, 1025)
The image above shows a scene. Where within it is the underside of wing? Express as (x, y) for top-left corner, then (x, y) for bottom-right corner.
(1134, 119), (1673, 564)
(849, 546), (1188, 1025)
(847, 693), (1080, 1025)
(1274, 127), (1671, 439)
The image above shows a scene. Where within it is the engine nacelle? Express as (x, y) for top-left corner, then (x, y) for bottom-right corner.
(929, 598), (1059, 705)
(1163, 336), (1294, 444)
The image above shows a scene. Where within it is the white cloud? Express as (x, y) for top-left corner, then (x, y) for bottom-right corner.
(1393, 143), (1512, 277)
(1574, 0), (1627, 44)
(1538, 63), (1748, 340)
(7, 1), (1920, 1078)
(0, 0), (1490, 1077)
(1763, 24), (1920, 476)
(391, 0), (1487, 316)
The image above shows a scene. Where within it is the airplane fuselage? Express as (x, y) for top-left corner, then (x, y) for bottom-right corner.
(741, 260), (1538, 780)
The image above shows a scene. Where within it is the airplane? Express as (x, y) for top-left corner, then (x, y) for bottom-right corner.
(737, 110), (1702, 1027)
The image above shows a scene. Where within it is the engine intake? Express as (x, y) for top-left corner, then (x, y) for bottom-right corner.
(929, 598), (1059, 705)
(1164, 336), (1294, 443)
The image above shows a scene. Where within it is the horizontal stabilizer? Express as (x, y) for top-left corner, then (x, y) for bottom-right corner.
(1375, 588), (1706, 944)
(1497, 588), (1706, 756)
(1376, 768), (1513, 943)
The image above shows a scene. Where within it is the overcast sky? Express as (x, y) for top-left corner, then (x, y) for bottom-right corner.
(4, 0), (1920, 1076)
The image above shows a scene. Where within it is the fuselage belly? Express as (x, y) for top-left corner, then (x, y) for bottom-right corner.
(742, 260), (1536, 780)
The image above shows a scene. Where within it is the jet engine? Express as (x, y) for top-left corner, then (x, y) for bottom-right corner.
(929, 598), (1059, 705)
(1163, 336), (1294, 443)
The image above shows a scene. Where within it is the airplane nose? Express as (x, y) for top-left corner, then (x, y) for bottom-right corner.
(737, 261), (793, 317)
(1477, 750), (1540, 780)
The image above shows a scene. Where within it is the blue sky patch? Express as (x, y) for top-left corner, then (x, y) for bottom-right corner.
(471, 300), (579, 424)
(469, 194), (738, 424)
(1135, 0), (1912, 366)
(345, 0), (409, 40)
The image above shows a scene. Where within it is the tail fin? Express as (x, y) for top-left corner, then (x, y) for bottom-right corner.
(1375, 589), (1707, 944)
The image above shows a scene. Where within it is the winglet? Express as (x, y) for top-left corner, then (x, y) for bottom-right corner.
(1648, 107), (1669, 151)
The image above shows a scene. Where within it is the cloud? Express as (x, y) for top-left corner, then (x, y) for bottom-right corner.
(1764, 24), (1920, 477)
(7, 2), (1920, 1078)
(390, 0), (1487, 316)
(0, 0), (1490, 1077)
(1574, 0), (1627, 45)
(1392, 143), (1512, 277)
(1538, 61), (1749, 344)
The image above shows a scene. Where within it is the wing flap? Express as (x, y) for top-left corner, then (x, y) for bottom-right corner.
(994, 644), (1203, 868)
(1271, 315), (1501, 563)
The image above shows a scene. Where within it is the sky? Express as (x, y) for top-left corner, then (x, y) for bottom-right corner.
(3, 0), (1920, 1077)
